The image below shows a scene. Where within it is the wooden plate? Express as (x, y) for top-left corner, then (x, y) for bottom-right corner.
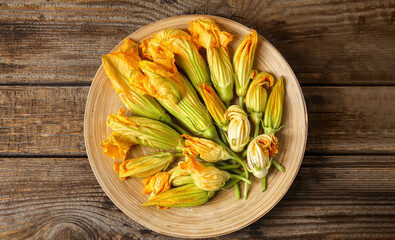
(84, 15), (308, 238)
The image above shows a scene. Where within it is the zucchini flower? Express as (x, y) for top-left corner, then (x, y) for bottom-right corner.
(151, 29), (211, 91)
(263, 76), (285, 134)
(182, 134), (230, 162)
(245, 72), (274, 137)
(114, 152), (174, 179)
(100, 131), (135, 161)
(142, 171), (171, 200)
(189, 18), (234, 105)
(233, 30), (258, 101)
(107, 109), (185, 152)
(142, 183), (214, 208)
(246, 134), (279, 178)
(136, 39), (218, 139)
(198, 83), (229, 131)
(168, 166), (194, 187)
(225, 105), (251, 152)
(101, 39), (172, 124)
(178, 155), (230, 191)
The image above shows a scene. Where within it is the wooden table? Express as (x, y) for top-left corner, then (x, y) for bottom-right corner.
(1, 1), (394, 239)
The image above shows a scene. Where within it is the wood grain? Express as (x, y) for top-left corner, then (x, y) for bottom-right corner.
(0, 156), (394, 239)
(0, 0), (394, 85)
(0, 86), (87, 156)
(1, 86), (394, 156)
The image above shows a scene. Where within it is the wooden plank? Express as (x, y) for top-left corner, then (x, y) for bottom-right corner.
(0, 0), (394, 85)
(0, 155), (394, 239)
(0, 86), (394, 155)
(303, 86), (395, 154)
(0, 86), (87, 156)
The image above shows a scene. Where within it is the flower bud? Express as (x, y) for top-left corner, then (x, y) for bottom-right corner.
(225, 105), (251, 152)
(178, 156), (230, 191)
(100, 131), (135, 161)
(168, 165), (194, 187)
(142, 183), (214, 208)
(233, 30), (258, 98)
(182, 134), (230, 162)
(245, 72), (274, 125)
(246, 134), (279, 178)
(142, 172), (171, 200)
(198, 83), (229, 131)
(189, 18), (234, 105)
(263, 76), (285, 134)
(115, 152), (174, 179)
(106, 109), (185, 152)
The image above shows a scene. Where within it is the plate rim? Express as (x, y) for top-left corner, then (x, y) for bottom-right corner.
(84, 14), (308, 238)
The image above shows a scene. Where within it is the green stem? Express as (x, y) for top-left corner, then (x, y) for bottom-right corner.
(234, 183), (240, 199)
(241, 149), (248, 159)
(219, 128), (229, 147)
(217, 164), (240, 170)
(230, 169), (243, 175)
(273, 160), (285, 172)
(167, 121), (189, 135)
(262, 176), (267, 192)
(218, 161), (229, 166)
(230, 174), (251, 184)
(243, 181), (249, 199)
(254, 122), (260, 138)
(239, 96), (244, 107)
(214, 138), (246, 168)
(173, 153), (185, 158)
(221, 178), (240, 190)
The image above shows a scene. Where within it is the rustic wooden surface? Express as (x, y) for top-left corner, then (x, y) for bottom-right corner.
(0, 0), (394, 239)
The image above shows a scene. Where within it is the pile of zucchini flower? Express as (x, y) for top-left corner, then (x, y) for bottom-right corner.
(147, 29), (230, 134)
(138, 37), (218, 140)
(101, 39), (182, 133)
(99, 18), (287, 209)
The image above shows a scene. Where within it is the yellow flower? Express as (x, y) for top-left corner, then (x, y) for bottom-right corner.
(140, 38), (175, 60)
(100, 131), (135, 161)
(225, 105), (251, 152)
(138, 59), (185, 104)
(188, 18), (233, 49)
(152, 29), (211, 92)
(245, 72), (274, 126)
(178, 155), (230, 191)
(142, 183), (214, 208)
(198, 83), (229, 131)
(182, 134), (230, 162)
(106, 109), (185, 151)
(101, 39), (171, 123)
(233, 30), (258, 99)
(115, 152), (174, 179)
(263, 76), (285, 134)
(246, 134), (279, 178)
(135, 40), (218, 140)
(142, 171), (171, 200)
(168, 165), (194, 187)
(189, 18), (234, 105)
